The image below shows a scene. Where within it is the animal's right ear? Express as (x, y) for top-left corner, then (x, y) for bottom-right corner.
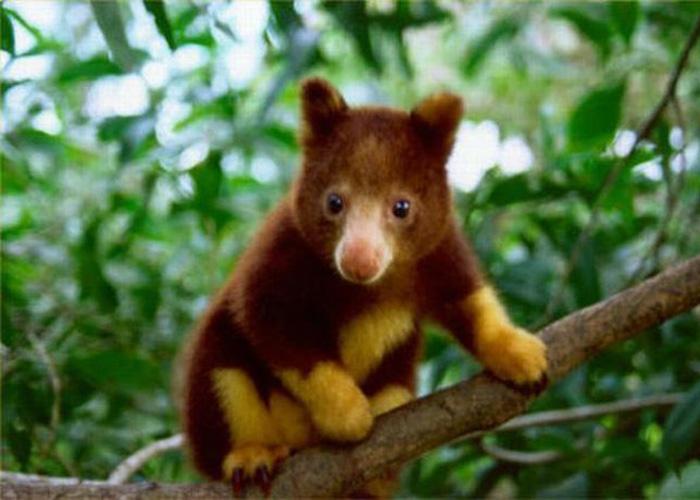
(300, 77), (348, 142)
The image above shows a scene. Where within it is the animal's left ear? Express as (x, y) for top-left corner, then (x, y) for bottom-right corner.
(410, 92), (463, 155)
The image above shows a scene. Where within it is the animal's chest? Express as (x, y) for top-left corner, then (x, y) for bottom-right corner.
(337, 304), (415, 383)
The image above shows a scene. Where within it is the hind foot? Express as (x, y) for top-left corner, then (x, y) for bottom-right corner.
(223, 444), (289, 496)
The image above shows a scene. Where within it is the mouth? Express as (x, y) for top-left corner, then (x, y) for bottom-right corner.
(335, 264), (386, 285)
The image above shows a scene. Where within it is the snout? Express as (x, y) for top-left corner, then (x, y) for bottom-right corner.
(333, 201), (393, 285)
(335, 236), (392, 284)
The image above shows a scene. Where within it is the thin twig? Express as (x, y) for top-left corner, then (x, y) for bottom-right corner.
(26, 331), (80, 477)
(624, 96), (690, 287)
(480, 441), (567, 466)
(536, 14), (700, 328)
(477, 393), (683, 466)
(459, 393), (682, 442)
(107, 434), (184, 485)
(26, 332), (62, 449)
(494, 392), (682, 433)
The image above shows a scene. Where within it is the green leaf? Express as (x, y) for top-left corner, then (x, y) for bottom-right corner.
(609, 1), (639, 46)
(567, 82), (626, 151)
(537, 472), (589, 498)
(90, 1), (142, 71)
(462, 17), (520, 76)
(132, 268), (162, 321)
(188, 152), (232, 232)
(143, 0), (176, 50)
(4, 8), (45, 46)
(262, 124), (297, 151)
(170, 5), (213, 47)
(192, 153), (223, 206)
(484, 172), (571, 207)
(68, 350), (160, 394)
(5, 424), (31, 469)
(550, 5), (612, 59)
(98, 113), (156, 162)
(325, 2), (381, 73)
(270, 1), (302, 33)
(662, 381), (700, 467)
(56, 55), (122, 83)
(658, 461), (700, 499)
(1, 7), (15, 56)
(570, 237), (602, 308)
(173, 95), (236, 132)
(171, 5), (199, 34)
(74, 217), (118, 313)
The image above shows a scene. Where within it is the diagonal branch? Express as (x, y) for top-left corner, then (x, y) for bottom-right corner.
(2, 255), (699, 499)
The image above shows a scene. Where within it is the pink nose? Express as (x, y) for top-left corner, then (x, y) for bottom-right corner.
(339, 240), (383, 282)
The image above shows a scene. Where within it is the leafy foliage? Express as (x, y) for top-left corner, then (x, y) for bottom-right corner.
(1, 1), (699, 496)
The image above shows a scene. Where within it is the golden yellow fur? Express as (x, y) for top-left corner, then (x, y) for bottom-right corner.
(211, 369), (280, 446)
(369, 384), (414, 416)
(339, 304), (414, 382)
(278, 362), (373, 442)
(461, 286), (547, 384)
(268, 391), (314, 448)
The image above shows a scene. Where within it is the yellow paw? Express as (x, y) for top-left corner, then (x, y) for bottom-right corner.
(369, 385), (413, 416)
(268, 391), (315, 448)
(279, 362), (374, 443)
(476, 326), (548, 385)
(222, 443), (289, 479)
(222, 443), (289, 494)
(311, 387), (373, 442)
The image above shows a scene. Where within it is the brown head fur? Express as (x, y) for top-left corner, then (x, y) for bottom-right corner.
(292, 77), (463, 284)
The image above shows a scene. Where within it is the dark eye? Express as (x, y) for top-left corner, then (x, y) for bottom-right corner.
(392, 199), (411, 219)
(327, 193), (344, 215)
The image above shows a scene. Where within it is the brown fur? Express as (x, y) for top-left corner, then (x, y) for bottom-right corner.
(179, 78), (547, 493)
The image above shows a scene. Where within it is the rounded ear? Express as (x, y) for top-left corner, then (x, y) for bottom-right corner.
(410, 92), (463, 155)
(300, 77), (348, 142)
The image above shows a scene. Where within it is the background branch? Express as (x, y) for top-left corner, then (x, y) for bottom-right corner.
(480, 441), (568, 466)
(471, 392), (682, 437)
(476, 393), (682, 466)
(107, 434), (184, 485)
(536, 14), (700, 327)
(2, 255), (699, 498)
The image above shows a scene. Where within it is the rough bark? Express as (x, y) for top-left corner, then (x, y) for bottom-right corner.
(2, 255), (699, 499)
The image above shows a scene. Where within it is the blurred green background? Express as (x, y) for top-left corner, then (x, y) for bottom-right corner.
(2, 1), (700, 497)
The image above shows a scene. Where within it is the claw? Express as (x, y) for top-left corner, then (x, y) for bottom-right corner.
(231, 467), (246, 497)
(486, 370), (549, 395)
(254, 465), (272, 495)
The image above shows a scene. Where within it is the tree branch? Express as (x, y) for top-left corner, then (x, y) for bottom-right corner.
(2, 392), (683, 489)
(2, 255), (699, 498)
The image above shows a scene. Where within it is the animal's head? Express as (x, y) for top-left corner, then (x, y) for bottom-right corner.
(292, 77), (462, 285)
